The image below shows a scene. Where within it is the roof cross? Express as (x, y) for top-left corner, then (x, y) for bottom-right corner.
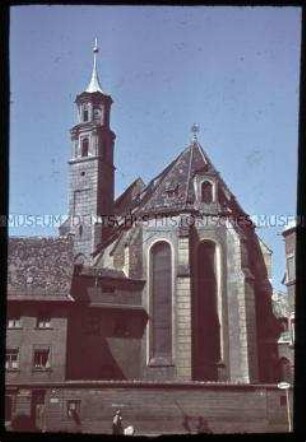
(191, 123), (200, 142)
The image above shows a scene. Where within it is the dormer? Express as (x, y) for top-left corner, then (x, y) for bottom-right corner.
(193, 172), (219, 213)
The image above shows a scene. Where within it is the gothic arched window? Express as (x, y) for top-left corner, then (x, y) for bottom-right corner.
(150, 241), (172, 363)
(81, 138), (89, 157)
(193, 240), (221, 381)
(201, 181), (213, 204)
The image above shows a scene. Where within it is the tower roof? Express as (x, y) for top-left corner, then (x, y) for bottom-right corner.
(85, 37), (104, 94)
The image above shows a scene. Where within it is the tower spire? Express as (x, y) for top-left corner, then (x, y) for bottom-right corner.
(86, 37), (104, 93)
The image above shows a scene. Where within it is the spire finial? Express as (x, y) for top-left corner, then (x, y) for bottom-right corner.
(85, 37), (104, 93)
(93, 37), (99, 53)
(191, 123), (200, 143)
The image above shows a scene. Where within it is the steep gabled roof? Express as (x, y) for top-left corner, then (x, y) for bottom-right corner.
(131, 141), (248, 218)
(134, 142), (208, 215)
(94, 140), (253, 255)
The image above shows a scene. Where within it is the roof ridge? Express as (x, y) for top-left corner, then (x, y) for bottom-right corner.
(184, 143), (195, 209)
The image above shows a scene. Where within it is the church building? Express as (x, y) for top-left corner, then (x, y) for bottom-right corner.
(6, 40), (290, 435)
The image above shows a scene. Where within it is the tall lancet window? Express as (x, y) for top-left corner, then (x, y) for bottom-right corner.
(81, 138), (89, 157)
(201, 180), (213, 203)
(150, 242), (172, 364)
(193, 240), (221, 381)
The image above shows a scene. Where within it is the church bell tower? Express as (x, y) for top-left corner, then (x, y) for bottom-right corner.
(67, 38), (116, 262)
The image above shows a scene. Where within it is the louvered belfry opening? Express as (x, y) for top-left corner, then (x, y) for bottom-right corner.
(150, 242), (172, 364)
(193, 240), (221, 380)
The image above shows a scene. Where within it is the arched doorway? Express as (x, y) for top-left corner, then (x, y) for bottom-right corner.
(193, 240), (221, 380)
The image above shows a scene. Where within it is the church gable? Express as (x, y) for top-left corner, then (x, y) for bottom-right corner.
(125, 141), (248, 221)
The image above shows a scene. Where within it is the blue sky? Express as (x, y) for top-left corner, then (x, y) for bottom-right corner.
(9, 6), (301, 290)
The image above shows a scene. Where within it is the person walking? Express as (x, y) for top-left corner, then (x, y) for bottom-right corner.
(112, 410), (123, 435)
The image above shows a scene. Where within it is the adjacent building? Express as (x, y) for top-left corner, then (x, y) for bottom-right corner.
(271, 221), (296, 384)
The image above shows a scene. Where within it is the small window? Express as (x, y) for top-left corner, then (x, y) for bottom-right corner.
(33, 348), (51, 370)
(287, 256), (295, 281)
(7, 316), (22, 329)
(290, 317), (295, 344)
(81, 138), (89, 157)
(6, 349), (19, 370)
(93, 107), (101, 121)
(102, 285), (115, 294)
(84, 313), (100, 335)
(79, 225), (83, 237)
(67, 400), (81, 418)
(83, 105), (89, 122)
(165, 184), (179, 198)
(36, 314), (51, 329)
(201, 181), (213, 204)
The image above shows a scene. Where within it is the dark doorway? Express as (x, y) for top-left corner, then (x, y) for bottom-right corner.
(193, 241), (221, 380)
(31, 389), (46, 431)
(5, 394), (14, 423)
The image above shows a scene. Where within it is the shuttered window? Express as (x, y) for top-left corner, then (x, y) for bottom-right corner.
(150, 242), (172, 363)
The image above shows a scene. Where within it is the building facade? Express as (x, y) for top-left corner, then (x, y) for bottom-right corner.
(271, 222), (296, 384)
(6, 41), (292, 435)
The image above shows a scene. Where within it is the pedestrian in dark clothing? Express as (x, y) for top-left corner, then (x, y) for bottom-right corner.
(112, 410), (123, 435)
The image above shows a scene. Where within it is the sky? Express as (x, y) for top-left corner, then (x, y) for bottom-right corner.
(9, 6), (301, 291)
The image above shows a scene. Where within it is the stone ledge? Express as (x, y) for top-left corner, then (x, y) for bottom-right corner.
(6, 379), (288, 391)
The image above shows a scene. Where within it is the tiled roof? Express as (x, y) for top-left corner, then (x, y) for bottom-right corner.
(114, 142), (247, 218)
(95, 141), (252, 255)
(135, 143), (208, 214)
(114, 177), (145, 216)
(79, 266), (127, 279)
(7, 235), (74, 300)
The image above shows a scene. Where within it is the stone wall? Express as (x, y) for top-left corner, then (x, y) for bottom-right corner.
(6, 382), (292, 435)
